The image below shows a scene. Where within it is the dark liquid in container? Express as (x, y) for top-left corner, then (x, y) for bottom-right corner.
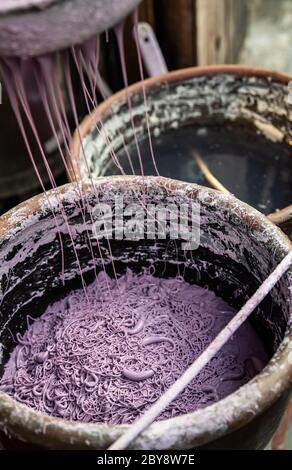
(109, 124), (292, 215)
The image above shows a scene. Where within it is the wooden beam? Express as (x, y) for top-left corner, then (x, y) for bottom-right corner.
(196, 0), (247, 65)
(154, 0), (197, 69)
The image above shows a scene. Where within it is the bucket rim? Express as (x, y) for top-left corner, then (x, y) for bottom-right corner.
(0, 176), (291, 449)
(69, 65), (292, 230)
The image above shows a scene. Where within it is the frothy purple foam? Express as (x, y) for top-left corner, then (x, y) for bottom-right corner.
(0, 270), (268, 424)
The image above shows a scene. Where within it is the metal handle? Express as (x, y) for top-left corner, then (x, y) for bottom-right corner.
(136, 22), (168, 78)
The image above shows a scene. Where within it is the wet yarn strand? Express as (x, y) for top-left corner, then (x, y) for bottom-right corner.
(0, 269), (269, 426)
(109, 250), (292, 450)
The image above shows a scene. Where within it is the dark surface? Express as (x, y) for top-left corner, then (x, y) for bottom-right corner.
(113, 124), (292, 216)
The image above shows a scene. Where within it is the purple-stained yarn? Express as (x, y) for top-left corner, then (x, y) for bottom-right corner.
(0, 270), (268, 424)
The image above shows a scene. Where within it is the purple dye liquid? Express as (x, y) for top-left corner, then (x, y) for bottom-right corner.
(0, 270), (268, 424)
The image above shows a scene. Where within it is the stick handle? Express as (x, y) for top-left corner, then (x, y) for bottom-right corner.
(108, 250), (292, 450)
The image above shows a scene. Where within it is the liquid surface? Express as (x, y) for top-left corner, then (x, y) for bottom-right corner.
(0, 270), (268, 424)
(112, 124), (292, 215)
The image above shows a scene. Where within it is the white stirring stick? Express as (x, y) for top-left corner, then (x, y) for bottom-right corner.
(108, 249), (292, 450)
